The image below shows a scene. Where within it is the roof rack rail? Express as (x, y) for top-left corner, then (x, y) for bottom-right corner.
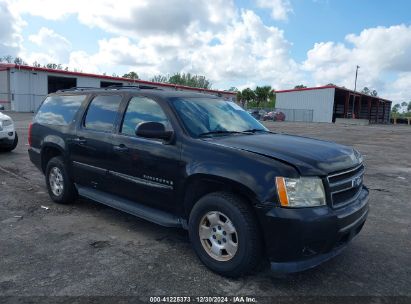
(106, 85), (161, 90)
(57, 84), (161, 93)
(57, 87), (99, 92)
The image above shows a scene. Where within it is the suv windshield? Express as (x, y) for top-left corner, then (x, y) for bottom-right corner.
(172, 97), (268, 138)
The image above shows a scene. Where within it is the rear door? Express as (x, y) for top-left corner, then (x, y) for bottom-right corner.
(107, 95), (181, 213)
(69, 94), (123, 190)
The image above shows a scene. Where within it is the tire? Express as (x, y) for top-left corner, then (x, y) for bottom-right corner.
(2, 133), (18, 152)
(189, 192), (262, 277)
(45, 156), (77, 204)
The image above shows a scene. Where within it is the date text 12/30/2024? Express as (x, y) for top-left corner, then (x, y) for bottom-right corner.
(149, 296), (257, 303)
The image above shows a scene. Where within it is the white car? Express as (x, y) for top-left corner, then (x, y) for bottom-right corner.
(0, 112), (18, 152)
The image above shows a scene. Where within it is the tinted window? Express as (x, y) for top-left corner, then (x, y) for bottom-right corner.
(121, 96), (170, 136)
(35, 95), (86, 125)
(84, 95), (122, 132)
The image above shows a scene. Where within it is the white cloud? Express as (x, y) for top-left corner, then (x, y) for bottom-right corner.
(7, 0), (410, 102)
(0, 0), (24, 56)
(26, 27), (71, 63)
(10, 0), (237, 37)
(303, 24), (411, 101)
(383, 73), (411, 103)
(66, 10), (301, 90)
(256, 0), (293, 21)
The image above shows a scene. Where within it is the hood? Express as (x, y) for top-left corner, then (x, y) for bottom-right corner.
(0, 112), (11, 121)
(205, 133), (362, 176)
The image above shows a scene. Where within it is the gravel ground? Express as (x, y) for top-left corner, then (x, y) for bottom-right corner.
(0, 112), (410, 302)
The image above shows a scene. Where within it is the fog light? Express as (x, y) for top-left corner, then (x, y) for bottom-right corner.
(8, 132), (13, 136)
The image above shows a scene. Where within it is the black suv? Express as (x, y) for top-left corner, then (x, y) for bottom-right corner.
(28, 87), (369, 277)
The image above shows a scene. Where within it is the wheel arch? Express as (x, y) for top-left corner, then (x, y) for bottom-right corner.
(41, 143), (64, 173)
(181, 174), (259, 218)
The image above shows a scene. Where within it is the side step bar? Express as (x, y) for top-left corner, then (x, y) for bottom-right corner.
(76, 185), (185, 228)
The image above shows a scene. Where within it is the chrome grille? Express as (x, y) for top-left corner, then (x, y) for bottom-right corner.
(327, 164), (365, 208)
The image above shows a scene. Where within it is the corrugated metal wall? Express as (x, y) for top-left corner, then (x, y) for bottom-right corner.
(0, 70), (10, 110)
(10, 68), (48, 112)
(276, 88), (335, 123)
(8, 68), (236, 112)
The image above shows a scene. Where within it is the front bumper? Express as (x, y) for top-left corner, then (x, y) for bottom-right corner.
(0, 130), (16, 146)
(256, 187), (369, 273)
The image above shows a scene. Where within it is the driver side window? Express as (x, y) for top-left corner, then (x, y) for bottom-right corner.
(121, 96), (170, 137)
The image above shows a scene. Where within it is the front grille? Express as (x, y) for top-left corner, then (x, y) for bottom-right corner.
(327, 164), (365, 208)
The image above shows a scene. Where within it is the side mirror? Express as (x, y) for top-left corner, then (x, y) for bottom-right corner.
(135, 121), (173, 141)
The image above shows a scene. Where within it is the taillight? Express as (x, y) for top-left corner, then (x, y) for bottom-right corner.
(28, 122), (33, 147)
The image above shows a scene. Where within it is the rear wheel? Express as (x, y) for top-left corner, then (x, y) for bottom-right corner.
(189, 192), (262, 277)
(45, 156), (77, 204)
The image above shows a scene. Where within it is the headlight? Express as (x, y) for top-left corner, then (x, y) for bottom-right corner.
(2, 120), (13, 127)
(276, 177), (326, 207)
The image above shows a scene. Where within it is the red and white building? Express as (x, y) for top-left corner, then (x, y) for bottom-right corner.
(275, 85), (392, 124)
(0, 64), (236, 112)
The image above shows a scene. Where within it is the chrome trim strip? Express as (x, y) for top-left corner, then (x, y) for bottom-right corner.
(331, 184), (361, 195)
(332, 187), (363, 208)
(109, 171), (173, 190)
(72, 161), (107, 174)
(328, 169), (364, 189)
(328, 163), (365, 207)
(327, 163), (364, 179)
(327, 163), (363, 178)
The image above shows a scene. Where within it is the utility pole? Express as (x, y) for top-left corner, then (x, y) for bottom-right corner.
(354, 65), (360, 92)
(353, 65), (360, 118)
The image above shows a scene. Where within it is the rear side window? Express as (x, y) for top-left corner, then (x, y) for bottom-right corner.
(84, 95), (122, 132)
(35, 95), (86, 126)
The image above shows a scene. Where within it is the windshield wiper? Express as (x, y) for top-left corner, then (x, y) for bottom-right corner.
(198, 130), (249, 137)
(242, 128), (270, 133)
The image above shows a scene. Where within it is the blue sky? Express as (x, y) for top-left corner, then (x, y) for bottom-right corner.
(1, 0), (411, 102)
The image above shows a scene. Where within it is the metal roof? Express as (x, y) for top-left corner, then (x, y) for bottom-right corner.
(275, 85), (392, 103)
(0, 63), (236, 96)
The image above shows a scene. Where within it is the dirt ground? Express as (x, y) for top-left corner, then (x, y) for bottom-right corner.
(0, 112), (410, 301)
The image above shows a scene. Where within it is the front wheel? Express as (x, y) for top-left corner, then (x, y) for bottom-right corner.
(45, 156), (77, 204)
(189, 192), (262, 277)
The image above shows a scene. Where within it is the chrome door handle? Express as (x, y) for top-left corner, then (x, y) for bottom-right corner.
(113, 144), (128, 152)
(73, 137), (86, 144)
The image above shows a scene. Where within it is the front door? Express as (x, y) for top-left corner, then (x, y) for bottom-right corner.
(70, 94), (123, 190)
(107, 95), (181, 213)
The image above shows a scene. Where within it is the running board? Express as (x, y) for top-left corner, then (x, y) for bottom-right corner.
(76, 185), (185, 228)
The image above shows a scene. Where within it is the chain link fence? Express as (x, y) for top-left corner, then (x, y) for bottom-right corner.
(247, 107), (314, 122)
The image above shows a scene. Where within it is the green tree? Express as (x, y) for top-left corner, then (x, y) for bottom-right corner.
(14, 57), (27, 65)
(294, 84), (307, 89)
(241, 88), (256, 105)
(254, 86), (274, 107)
(392, 103), (401, 113)
(151, 75), (168, 83)
(361, 87), (378, 97)
(407, 102), (411, 112)
(361, 87), (371, 95)
(236, 91), (243, 105)
(122, 71), (139, 79)
(401, 101), (408, 113)
(168, 73), (211, 89)
(1, 55), (14, 63)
